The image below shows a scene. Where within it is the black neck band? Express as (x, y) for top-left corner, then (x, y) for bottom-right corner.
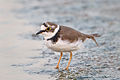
(47, 26), (61, 43)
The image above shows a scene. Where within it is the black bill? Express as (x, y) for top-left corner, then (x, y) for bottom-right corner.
(36, 30), (45, 35)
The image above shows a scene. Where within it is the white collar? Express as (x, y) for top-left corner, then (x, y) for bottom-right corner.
(45, 25), (60, 40)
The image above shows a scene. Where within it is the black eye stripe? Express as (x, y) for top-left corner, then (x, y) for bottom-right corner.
(43, 23), (47, 27)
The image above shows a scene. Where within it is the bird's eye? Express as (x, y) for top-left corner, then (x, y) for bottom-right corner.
(46, 27), (51, 31)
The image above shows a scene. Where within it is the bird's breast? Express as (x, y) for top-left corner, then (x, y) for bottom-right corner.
(45, 38), (84, 52)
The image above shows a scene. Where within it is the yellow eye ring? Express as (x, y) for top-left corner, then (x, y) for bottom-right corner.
(46, 27), (51, 31)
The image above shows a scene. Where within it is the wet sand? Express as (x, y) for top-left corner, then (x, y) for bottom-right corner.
(0, 0), (120, 80)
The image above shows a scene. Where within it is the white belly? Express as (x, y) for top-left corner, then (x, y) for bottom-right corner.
(45, 39), (84, 52)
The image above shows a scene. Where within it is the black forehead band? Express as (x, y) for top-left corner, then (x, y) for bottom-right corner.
(43, 23), (48, 27)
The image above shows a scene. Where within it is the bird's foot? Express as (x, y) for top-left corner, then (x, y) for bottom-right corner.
(65, 67), (69, 70)
(55, 66), (59, 69)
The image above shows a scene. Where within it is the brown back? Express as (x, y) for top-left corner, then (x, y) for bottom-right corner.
(59, 26), (87, 43)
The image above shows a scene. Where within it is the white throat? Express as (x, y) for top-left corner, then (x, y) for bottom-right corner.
(44, 25), (60, 40)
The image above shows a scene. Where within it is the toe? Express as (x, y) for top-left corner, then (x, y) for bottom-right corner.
(65, 67), (69, 70)
(55, 66), (59, 69)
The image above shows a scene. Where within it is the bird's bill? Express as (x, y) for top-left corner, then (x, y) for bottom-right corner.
(36, 30), (45, 35)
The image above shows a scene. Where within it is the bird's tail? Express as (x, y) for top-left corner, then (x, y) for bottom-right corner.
(86, 33), (100, 46)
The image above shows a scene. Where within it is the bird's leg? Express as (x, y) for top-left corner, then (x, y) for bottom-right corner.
(65, 51), (72, 70)
(55, 52), (63, 69)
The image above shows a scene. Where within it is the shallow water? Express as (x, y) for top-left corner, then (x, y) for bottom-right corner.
(0, 0), (120, 80)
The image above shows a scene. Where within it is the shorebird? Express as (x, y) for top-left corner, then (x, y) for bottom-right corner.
(35, 22), (100, 70)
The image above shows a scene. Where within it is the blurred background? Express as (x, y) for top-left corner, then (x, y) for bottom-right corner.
(0, 0), (120, 80)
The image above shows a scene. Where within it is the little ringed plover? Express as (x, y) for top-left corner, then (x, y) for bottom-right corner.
(36, 22), (100, 70)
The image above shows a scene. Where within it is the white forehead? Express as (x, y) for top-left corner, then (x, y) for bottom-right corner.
(40, 25), (46, 30)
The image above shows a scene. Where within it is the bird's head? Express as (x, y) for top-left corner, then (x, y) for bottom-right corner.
(36, 22), (60, 39)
